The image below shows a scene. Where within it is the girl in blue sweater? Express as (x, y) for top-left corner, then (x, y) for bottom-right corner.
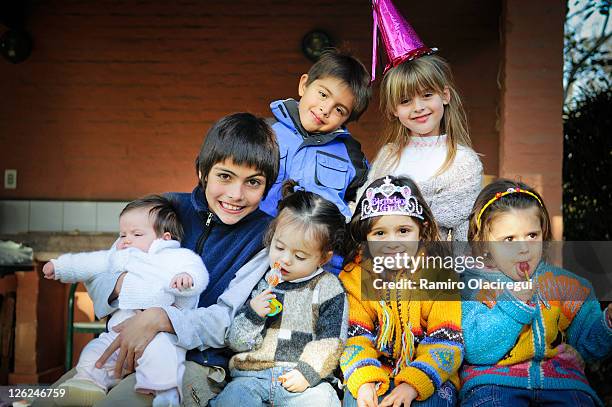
(460, 179), (612, 407)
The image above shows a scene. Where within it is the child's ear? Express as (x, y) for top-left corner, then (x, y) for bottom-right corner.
(162, 232), (172, 241)
(442, 87), (451, 105)
(319, 250), (334, 267)
(298, 74), (309, 97)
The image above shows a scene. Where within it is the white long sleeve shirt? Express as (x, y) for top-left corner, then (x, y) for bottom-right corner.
(52, 239), (208, 310)
(356, 140), (483, 240)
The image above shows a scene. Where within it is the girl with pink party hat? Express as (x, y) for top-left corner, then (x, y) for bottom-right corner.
(358, 0), (483, 242)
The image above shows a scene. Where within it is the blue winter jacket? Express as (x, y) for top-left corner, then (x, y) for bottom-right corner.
(259, 99), (369, 220)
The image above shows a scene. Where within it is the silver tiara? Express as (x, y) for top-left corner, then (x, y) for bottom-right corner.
(361, 176), (424, 220)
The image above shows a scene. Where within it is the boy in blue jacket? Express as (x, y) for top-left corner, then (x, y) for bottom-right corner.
(259, 48), (371, 221)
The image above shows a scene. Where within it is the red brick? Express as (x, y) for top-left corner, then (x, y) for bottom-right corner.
(1, 0), (501, 200)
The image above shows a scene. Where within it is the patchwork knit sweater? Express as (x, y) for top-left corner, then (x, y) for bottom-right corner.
(226, 269), (348, 387)
(461, 262), (612, 406)
(339, 260), (464, 400)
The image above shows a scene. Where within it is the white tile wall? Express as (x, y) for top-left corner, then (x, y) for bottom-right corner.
(0, 201), (30, 234)
(0, 200), (131, 233)
(63, 202), (97, 232)
(29, 201), (63, 231)
(96, 202), (128, 232)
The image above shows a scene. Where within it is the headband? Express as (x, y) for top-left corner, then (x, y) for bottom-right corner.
(476, 187), (543, 228)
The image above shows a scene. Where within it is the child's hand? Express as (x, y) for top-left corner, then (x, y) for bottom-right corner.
(357, 382), (379, 407)
(278, 369), (309, 393)
(249, 289), (275, 318)
(170, 273), (193, 290)
(606, 303), (612, 328)
(379, 382), (418, 407)
(42, 262), (55, 279)
(513, 285), (534, 303)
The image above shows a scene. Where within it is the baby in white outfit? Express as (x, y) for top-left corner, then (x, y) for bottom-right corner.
(43, 195), (208, 407)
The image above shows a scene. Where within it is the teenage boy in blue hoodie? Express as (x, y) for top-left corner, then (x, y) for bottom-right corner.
(33, 113), (279, 407)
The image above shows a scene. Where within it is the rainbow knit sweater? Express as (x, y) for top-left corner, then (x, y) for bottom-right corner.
(339, 260), (463, 400)
(461, 262), (612, 405)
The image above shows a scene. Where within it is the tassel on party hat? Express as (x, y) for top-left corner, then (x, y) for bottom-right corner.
(371, 0), (437, 81)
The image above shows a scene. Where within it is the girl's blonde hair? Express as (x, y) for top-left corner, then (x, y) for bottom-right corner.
(380, 55), (471, 175)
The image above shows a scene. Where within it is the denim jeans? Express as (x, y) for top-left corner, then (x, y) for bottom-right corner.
(209, 366), (340, 407)
(460, 385), (596, 407)
(342, 381), (457, 407)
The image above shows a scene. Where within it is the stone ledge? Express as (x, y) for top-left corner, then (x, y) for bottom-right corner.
(0, 232), (116, 261)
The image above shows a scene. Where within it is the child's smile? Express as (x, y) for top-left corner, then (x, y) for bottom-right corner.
(204, 159), (266, 225)
(393, 88), (449, 137)
(411, 112), (431, 123)
(297, 75), (354, 133)
(219, 201), (244, 212)
(366, 215), (421, 270)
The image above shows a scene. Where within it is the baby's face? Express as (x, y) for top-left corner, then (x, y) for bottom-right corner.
(117, 208), (159, 252)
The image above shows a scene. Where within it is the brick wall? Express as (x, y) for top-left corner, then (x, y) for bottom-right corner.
(0, 0), (501, 200)
(499, 0), (564, 231)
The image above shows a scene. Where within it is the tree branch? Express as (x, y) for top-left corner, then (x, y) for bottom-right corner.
(564, 22), (612, 102)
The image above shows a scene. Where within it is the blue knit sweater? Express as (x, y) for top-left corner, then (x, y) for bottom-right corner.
(461, 262), (612, 405)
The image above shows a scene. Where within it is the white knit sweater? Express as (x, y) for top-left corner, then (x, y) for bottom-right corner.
(52, 239), (208, 310)
(356, 141), (483, 240)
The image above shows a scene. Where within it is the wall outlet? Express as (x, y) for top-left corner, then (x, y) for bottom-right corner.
(4, 169), (17, 189)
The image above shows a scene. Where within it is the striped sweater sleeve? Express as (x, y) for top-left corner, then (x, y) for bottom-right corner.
(395, 299), (463, 400)
(339, 268), (391, 398)
(226, 277), (269, 352)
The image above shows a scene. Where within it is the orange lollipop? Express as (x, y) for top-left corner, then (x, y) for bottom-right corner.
(267, 261), (283, 287)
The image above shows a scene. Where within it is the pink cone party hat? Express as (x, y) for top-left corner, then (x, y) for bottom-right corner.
(371, 0), (437, 81)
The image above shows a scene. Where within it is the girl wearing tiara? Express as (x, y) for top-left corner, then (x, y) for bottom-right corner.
(340, 175), (463, 407)
(461, 179), (612, 406)
(359, 0), (483, 241)
(210, 180), (348, 407)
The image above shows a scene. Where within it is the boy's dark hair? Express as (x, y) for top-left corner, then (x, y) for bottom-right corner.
(306, 48), (372, 122)
(120, 194), (184, 242)
(264, 180), (346, 255)
(195, 112), (279, 196)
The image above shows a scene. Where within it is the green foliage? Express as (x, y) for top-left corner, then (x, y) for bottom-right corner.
(563, 85), (612, 240)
